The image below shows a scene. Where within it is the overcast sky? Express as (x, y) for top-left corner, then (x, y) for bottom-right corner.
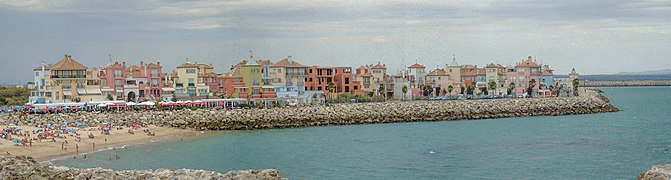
(1, 0), (670, 84)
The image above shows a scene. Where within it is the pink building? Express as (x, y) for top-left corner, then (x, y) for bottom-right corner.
(99, 61), (165, 102)
(506, 56), (542, 96)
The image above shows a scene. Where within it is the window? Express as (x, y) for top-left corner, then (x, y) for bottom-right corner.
(152, 80), (158, 87)
(101, 79), (106, 85)
(252, 79), (259, 85)
(114, 70), (122, 77)
(186, 69), (196, 74)
(188, 78), (194, 84)
(151, 70), (159, 77)
(309, 69), (313, 74)
(35, 72), (39, 77)
(345, 78), (349, 84)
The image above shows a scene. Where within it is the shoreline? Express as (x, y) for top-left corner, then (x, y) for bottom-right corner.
(582, 80), (671, 87)
(0, 125), (198, 162)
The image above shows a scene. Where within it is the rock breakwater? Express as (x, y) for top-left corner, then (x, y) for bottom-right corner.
(638, 164), (671, 180)
(582, 80), (671, 87)
(0, 89), (619, 131)
(0, 156), (284, 180)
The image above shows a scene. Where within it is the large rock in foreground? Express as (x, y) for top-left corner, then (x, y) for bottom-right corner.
(0, 156), (284, 180)
(639, 164), (671, 180)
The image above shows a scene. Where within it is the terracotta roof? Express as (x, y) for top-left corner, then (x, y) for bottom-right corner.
(476, 68), (486, 75)
(371, 63), (386, 69)
(271, 58), (306, 67)
(356, 65), (367, 70)
(256, 59), (272, 66)
(517, 56), (540, 67)
(177, 63), (199, 68)
(485, 63), (498, 68)
(197, 64), (214, 69)
(146, 63), (161, 68)
(51, 55), (87, 70)
(427, 69), (448, 76)
(408, 63), (425, 69)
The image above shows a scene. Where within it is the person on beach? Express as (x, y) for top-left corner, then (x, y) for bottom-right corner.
(76, 144), (79, 154)
(105, 138), (107, 144)
(61, 142), (64, 151)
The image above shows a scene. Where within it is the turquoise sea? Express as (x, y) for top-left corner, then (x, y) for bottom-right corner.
(54, 87), (671, 179)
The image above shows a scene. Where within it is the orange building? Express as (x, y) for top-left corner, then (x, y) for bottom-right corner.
(305, 66), (359, 95)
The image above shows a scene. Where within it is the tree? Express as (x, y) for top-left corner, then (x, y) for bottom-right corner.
(106, 94), (114, 101)
(327, 82), (336, 99)
(488, 80), (497, 95)
(401, 85), (408, 101)
(367, 91), (375, 97)
(527, 78), (536, 97)
(422, 85), (433, 96)
(0, 95), (6, 105)
(171, 94), (177, 102)
(441, 88), (447, 96)
(460, 86), (465, 95)
(73, 97), (81, 103)
(549, 85), (555, 97)
(508, 82), (516, 96)
(378, 84), (386, 101)
(447, 85), (454, 96)
(572, 78), (580, 96)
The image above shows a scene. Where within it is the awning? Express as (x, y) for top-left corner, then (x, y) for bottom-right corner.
(101, 88), (114, 92)
(162, 87), (175, 91)
(77, 89), (87, 94)
(85, 89), (102, 95)
(62, 91), (72, 96)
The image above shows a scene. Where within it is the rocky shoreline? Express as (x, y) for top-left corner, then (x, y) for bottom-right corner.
(582, 80), (671, 87)
(0, 156), (284, 180)
(0, 89), (619, 131)
(638, 164), (671, 180)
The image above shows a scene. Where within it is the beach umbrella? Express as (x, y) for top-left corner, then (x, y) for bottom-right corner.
(48, 106), (56, 109)
(39, 107), (49, 111)
(63, 106), (71, 109)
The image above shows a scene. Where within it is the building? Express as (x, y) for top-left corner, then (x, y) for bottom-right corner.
(540, 65), (555, 90)
(461, 65), (477, 95)
(353, 63), (386, 94)
(445, 56), (462, 95)
(43, 55), (103, 103)
(270, 57), (308, 100)
(236, 60), (275, 99)
(100, 61), (165, 102)
(306, 66), (358, 96)
(425, 69), (450, 96)
(407, 63), (426, 89)
(30, 63), (52, 103)
(507, 56), (542, 97)
(172, 62), (210, 98)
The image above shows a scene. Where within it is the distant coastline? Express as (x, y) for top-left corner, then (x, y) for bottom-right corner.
(581, 80), (671, 87)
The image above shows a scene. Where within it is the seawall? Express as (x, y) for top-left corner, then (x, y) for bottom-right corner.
(0, 156), (284, 180)
(0, 89), (619, 130)
(582, 80), (671, 87)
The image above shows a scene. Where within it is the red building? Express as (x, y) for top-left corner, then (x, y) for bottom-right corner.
(305, 66), (358, 95)
(99, 61), (164, 102)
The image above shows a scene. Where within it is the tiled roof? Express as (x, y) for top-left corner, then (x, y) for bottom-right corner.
(427, 69), (448, 76)
(177, 63), (199, 68)
(271, 58), (306, 67)
(51, 55), (87, 70)
(485, 63), (498, 68)
(476, 68), (486, 75)
(371, 63), (386, 69)
(146, 63), (161, 68)
(197, 64), (214, 69)
(408, 63), (425, 69)
(256, 59), (272, 66)
(358, 72), (372, 77)
(517, 56), (540, 67)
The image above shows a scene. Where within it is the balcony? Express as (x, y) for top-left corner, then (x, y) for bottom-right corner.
(51, 75), (86, 79)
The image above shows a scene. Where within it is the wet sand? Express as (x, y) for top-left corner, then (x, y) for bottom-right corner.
(0, 125), (196, 162)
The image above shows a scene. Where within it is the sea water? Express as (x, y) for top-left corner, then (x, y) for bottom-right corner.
(54, 87), (671, 179)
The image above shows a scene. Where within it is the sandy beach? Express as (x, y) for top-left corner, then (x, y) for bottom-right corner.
(0, 125), (196, 162)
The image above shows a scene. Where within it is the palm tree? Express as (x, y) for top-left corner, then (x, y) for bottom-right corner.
(527, 78), (536, 97)
(378, 84), (386, 101)
(488, 80), (497, 95)
(572, 78), (580, 96)
(423, 85), (433, 96)
(447, 85), (454, 96)
(508, 82), (516, 96)
(402, 85), (408, 101)
(327, 82), (336, 99)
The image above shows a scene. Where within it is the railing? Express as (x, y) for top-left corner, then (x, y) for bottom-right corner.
(51, 75), (86, 79)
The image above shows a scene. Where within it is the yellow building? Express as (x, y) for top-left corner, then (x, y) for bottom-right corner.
(173, 62), (209, 98)
(236, 60), (275, 99)
(46, 55), (102, 103)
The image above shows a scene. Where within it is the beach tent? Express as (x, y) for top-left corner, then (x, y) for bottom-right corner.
(69, 128), (77, 134)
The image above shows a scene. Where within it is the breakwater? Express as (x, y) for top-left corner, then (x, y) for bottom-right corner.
(0, 89), (619, 130)
(0, 156), (284, 180)
(638, 164), (671, 180)
(582, 80), (671, 87)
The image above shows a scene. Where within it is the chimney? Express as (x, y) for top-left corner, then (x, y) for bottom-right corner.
(157, 62), (160, 65)
(140, 61), (144, 66)
(64, 54), (68, 59)
(123, 62), (126, 67)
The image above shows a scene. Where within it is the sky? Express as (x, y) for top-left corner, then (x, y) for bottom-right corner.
(1, 0), (670, 84)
